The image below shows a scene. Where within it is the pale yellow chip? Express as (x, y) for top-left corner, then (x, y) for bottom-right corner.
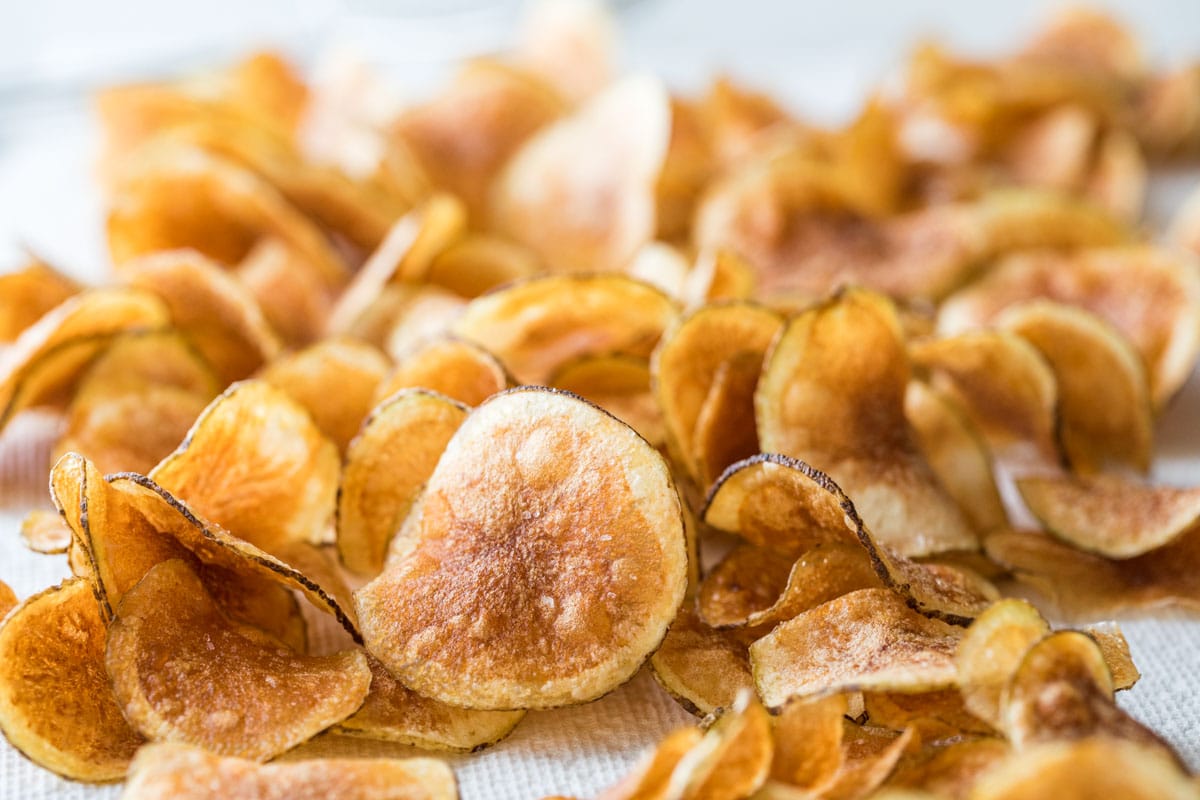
(377, 337), (509, 409)
(650, 606), (755, 717)
(426, 234), (541, 299)
(355, 388), (687, 710)
(955, 598), (1051, 731)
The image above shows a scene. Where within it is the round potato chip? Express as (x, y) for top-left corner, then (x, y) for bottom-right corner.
(377, 337), (510, 409)
(955, 599), (1050, 731)
(106, 559), (371, 760)
(665, 692), (773, 800)
(426, 234), (541, 299)
(356, 387), (688, 710)
(650, 607), (755, 717)
(19, 509), (72, 555)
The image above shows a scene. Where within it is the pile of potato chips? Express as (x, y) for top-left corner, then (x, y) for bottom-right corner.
(2, 3), (1200, 798)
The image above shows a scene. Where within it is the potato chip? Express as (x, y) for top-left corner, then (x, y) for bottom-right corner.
(0, 287), (170, 429)
(700, 75), (793, 166)
(998, 301), (1152, 474)
(597, 726), (703, 800)
(121, 742), (457, 799)
(770, 694), (849, 790)
(863, 689), (993, 736)
(653, 302), (781, 486)
(19, 508), (72, 555)
(0, 579), (144, 781)
(690, 352), (767, 489)
(0, 257), (79, 343)
(886, 736), (1010, 799)
(751, 589), (965, 709)
(664, 692), (772, 800)
(337, 389), (469, 576)
(937, 247), (1200, 408)
(259, 337), (389, 453)
(491, 75), (671, 273)
(150, 380), (340, 554)
(1018, 473), (1200, 559)
(680, 249), (757, 310)
(650, 607), (755, 717)
(234, 236), (336, 347)
(969, 737), (1197, 800)
(955, 599), (1050, 731)
(452, 274), (678, 384)
(377, 337), (509, 409)
(0, 580), (13, 618)
(756, 289), (976, 557)
(118, 249), (281, 384)
(1084, 623), (1139, 691)
(696, 544), (792, 630)
(334, 656), (524, 751)
(106, 559), (370, 760)
(426, 234), (541, 299)
(383, 287), (469, 360)
(822, 722), (918, 800)
(356, 388), (687, 709)
(551, 354), (664, 447)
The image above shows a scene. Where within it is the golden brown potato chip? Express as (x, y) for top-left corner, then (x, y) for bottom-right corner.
(551, 354), (664, 447)
(491, 75), (671, 273)
(665, 692), (772, 800)
(652, 302), (781, 486)
(234, 236), (337, 347)
(452, 274), (679, 384)
(998, 301), (1152, 474)
(19, 508), (72, 555)
(121, 742), (458, 800)
(334, 656), (523, 751)
(886, 736), (1010, 799)
(426, 234), (541, 299)
(150, 380), (340, 554)
(377, 337), (509, 409)
(955, 599), (1050, 731)
(969, 737), (1197, 800)
(681, 249), (757, 310)
(692, 352), (770, 489)
(650, 607), (754, 717)
(937, 247), (1200, 408)
(655, 97), (713, 244)
(356, 388), (687, 709)
(0, 287), (170, 429)
(696, 544), (792, 630)
(337, 390), (468, 576)
(118, 249), (281, 384)
(1084, 623), (1139, 691)
(770, 694), (849, 790)
(750, 589), (964, 709)
(597, 726), (703, 800)
(259, 337), (389, 453)
(0, 580), (13, 618)
(757, 289), (976, 557)
(0, 257), (79, 342)
(107, 559), (370, 760)
(0, 579), (144, 781)
(823, 722), (918, 800)
(1018, 473), (1200, 559)
(383, 287), (469, 361)
(864, 689), (993, 736)
(1137, 64), (1200, 158)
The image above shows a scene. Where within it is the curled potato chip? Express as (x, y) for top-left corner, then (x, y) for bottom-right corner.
(770, 694), (849, 790)
(150, 380), (339, 554)
(259, 337), (389, 453)
(491, 75), (671, 273)
(338, 389), (469, 576)
(551, 354), (664, 447)
(106, 559), (370, 760)
(234, 236), (336, 347)
(696, 544), (792, 630)
(937, 247), (1200, 407)
(664, 692), (772, 800)
(426, 234), (540, 299)
(886, 736), (1010, 799)
(1018, 473), (1200, 559)
(822, 722), (918, 800)
(452, 274), (679, 384)
(119, 249), (281, 384)
(121, 742), (458, 800)
(383, 287), (468, 360)
(597, 726), (703, 800)
(652, 302), (781, 486)
(377, 337), (509, 408)
(955, 599), (1050, 731)
(650, 607), (754, 717)
(756, 289), (976, 557)
(681, 249), (757, 310)
(750, 588), (964, 709)
(0, 257), (79, 343)
(969, 737), (1197, 800)
(0, 579), (144, 782)
(690, 351), (767, 489)
(19, 508), (72, 555)
(998, 301), (1152, 474)
(1084, 623), (1139, 691)
(356, 388), (687, 709)
(863, 689), (993, 735)
(334, 656), (524, 751)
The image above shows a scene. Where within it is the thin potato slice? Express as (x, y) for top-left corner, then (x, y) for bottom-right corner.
(937, 247), (1200, 408)
(259, 337), (389, 453)
(334, 656), (524, 751)
(551, 354), (664, 447)
(742, 543), (883, 630)
(383, 287), (469, 360)
(121, 742), (457, 800)
(150, 380), (340, 554)
(863, 689), (994, 735)
(356, 388), (687, 709)
(106, 559), (370, 760)
(337, 390), (469, 576)
(119, 249), (281, 384)
(452, 274), (679, 384)
(0, 580), (13, 617)
(690, 352), (766, 489)
(999, 301), (1152, 474)
(0, 257), (79, 342)
(665, 692), (772, 800)
(597, 726), (703, 800)
(770, 694), (849, 790)
(757, 289), (976, 557)
(650, 607), (754, 717)
(955, 599), (1050, 731)
(969, 738), (1198, 800)
(1084, 623), (1139, 691)
(696, 544), (793, 630)
(823, 722), (918, 800)
(19, 509), (72, 555)
(491, 75), (670, 273)
(1018, 473), (1200, 559)
(750, 588), (964, 709)
(235, 237), (335, 347)
(0, 580), (144, 782)
(378, 337), (509, 408)
(516, 0), (615, 102)
(886, 737), (1010, 799)
(426, 234), (541, 299)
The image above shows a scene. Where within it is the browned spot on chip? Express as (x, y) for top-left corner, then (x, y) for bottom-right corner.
(0, 257), (79, 343)
(551, 354), (664, 447)
(0, 579), (144, 782)
(121, 742), (458, 800)
(750, 588), (964, 709)
(378, 337), (509, 409)
(19, 509), (72, 555)
(356, 388), (687, 709)
(106, 560), (370, 760)
(650, 607), (754, 717)
(956, 599), (1050, 731)
(338, 389), (468, 576)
